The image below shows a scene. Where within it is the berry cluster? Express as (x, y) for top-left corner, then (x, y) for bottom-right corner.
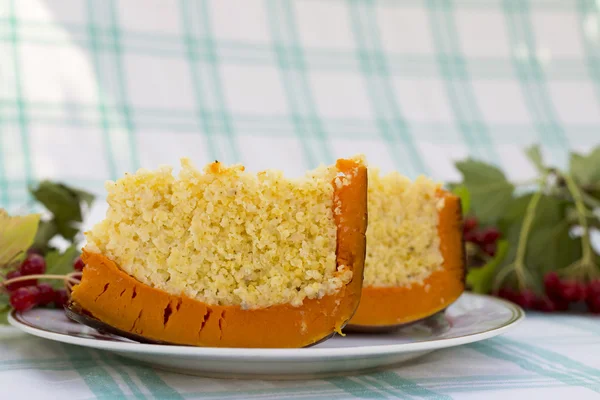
(495, 268), (600, 313)
(464, 215), (599, 313)
(544, 272), (600, 313)
(2, 253), (83, 312)
(463, 217), (501, 257)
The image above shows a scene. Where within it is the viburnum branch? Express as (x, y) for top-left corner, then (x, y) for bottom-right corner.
(581, 191), (600, 210)
(582, 182), (600, 191)
(493, 190), (542, 292)
(514, 190), (542, 290)
(65, 271), (82, 293)
(564, 174), (594, 262)
(1, 274), (81, 290)
(564, 174), (599, 280)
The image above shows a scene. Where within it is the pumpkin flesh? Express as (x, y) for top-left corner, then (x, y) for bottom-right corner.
(71, 158), (367, 348)
(348, 191), (464, 328)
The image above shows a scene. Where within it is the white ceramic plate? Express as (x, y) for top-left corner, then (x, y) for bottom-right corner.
(9, 292), (523, 379)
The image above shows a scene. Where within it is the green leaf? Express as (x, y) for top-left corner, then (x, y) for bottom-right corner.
(455, 160), (515, 224)
(0, 306), (10, 325)
(45, 245), (80, 289)
(32, 219), (58, 252)
(29, 181), (94, 244)
(528, 221), (582, 276)
(570, 146), (600, 186)
(456, 160), (509, 185)
(0, 210), (40, 267)
(55, 219), (80, 242)
(0, 293), (9, 325)
(451, 185), (471, 215)
(467, 240), (509, 293)
(499, 193), (565, 232)
(70, 187), (95, 208)
(30, 181), (82, 223)
(525, 144), (545, 173)
(497, 194), (579, 288)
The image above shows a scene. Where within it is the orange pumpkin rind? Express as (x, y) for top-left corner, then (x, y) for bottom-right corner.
(70, 158), (367, 348)
(348, 191), (465, 329)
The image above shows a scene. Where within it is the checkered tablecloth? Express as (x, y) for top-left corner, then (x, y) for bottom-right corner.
(1, 313), (600, 399)
(1, 0), (599, 398)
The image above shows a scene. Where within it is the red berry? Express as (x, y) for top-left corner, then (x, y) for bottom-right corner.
(514, 290), (537, 309)
(480, 228), (501, 245)
(559, 280), (586, 303)
(587, 280), (600, 297)
(54, 289), (69, 308)
(464, 230), (478, 243)
(4, 270), (37, 292)
(544, 272), (561, 298)
(586, 281), (600, 313)
(497, 288), (537, 309)
(36, 283), (55, 306)
(10, 286), (40, 312)
(20, 254), (46, 276)
(554, 298), (570, 311)
(534, 296), (569, 312)
(482, 243), (497, 257)
(473, 230), (486, 245)
(587, 294), (600, 314)
(497, 287), (519, 303)
(73, 257), (85, 272)
(544, 272), (586, 303)
(26, 248), (44, 256)
(463, 217), (478, 233)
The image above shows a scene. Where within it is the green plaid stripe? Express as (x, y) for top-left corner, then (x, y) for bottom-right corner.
(348, 0), (429, 177)
(189, 0), (240, 164)
(2, 111), (598, 144)
(282, 0), (335, 165)
(0, 21), (593, 82)
(3, 314), (600, 399)
(6, 0), (33, 185)
(86, 0), (119, 180)
(576, 0), (600, 104)
(503, 0), (570, 166)
(0, 107), (7, 206)
(471, 337), (600, 393)
(427, 0), (501, 165)
(107, 0), (141, 172)
(266, 0), (332, 168)
(61, 344), (127, 398)
(2, 1), (600, 394)
(180, 0), (219, 162)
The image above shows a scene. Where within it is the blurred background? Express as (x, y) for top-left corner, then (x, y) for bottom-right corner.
(0, 0), (599, 212)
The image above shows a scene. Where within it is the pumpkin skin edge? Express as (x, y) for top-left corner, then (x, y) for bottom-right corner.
(70, 157), (368, 348)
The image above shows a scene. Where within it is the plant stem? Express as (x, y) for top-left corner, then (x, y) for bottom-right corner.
(1, 274), (80, 288)
(513, 191), (542, 290)
(581, 191), (600, 210)
(583, 182), (600, 191)
(564, 174), (594, 263)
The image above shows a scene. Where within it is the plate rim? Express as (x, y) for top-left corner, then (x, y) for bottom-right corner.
(8, 292), (524, 360)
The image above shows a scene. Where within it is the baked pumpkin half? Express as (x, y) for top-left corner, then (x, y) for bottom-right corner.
(348, 170), (464, 329)
(71, 157), (367, 348)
